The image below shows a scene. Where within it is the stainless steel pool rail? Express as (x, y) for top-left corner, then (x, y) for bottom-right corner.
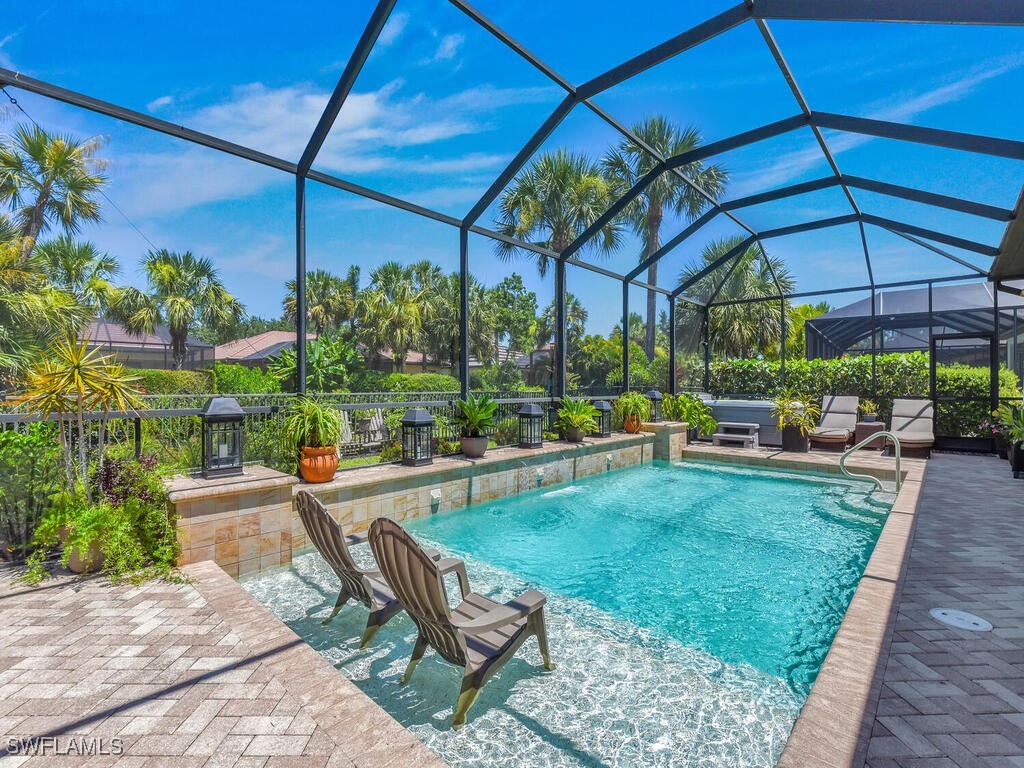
(840, 431), (901, 492)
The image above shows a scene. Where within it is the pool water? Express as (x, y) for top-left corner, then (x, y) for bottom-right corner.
(243, 460), (891, 768)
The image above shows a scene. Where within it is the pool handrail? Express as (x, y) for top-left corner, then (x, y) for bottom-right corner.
(840, 431), (901, 492)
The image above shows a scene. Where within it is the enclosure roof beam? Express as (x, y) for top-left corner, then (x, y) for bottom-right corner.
(861, 214), (1000, 256)
(562, 115), (807, 262)
(885, 228), (988, 276)
(751, 0), (1024, 25)
(0, 68), (297, 174)
(759, 214), (860, 240)
(297, 0), (396, 176)
(843, 176), (1015, 220)
(624, 210), (719, 281)
(671, 235), (757, 298)
(709, 273), (984, 307)
(812, 113), (1024, 160)
(575, 4), (752, 100)
(720, 177), (839, 211)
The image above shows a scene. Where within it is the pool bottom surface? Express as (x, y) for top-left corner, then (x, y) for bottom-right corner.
(243, 460), (888, 767)
(246, 549), (801, 768)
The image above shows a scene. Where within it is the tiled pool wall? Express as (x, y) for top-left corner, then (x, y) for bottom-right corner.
(168, 424), (685, 578)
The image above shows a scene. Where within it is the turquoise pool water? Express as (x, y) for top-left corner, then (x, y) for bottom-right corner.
(244, 460), (891, 767)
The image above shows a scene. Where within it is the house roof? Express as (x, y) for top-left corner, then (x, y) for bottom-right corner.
(216, 331), (316, 362)
(82, 319), (212, 349)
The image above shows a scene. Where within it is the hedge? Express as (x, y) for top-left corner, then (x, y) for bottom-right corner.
(130, 368), (215, 395)
(214, 363), (281, 394)
(348, 371), (460, 393)
(706, 352), (1021, 437)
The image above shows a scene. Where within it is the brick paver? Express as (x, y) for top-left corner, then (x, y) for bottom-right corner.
(0, 562), (445, 767)
(864, 453), (1024, 768)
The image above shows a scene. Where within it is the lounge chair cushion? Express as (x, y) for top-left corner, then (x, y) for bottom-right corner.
(810, 426), (850, 439)
(891, 431), (933, 446)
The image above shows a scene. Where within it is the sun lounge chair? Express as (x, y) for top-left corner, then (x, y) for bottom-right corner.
(809, 395), (859, 452)
(295, 491), (453, 647)
(368, 517), (554, 729)
(889, 399), (935, 458)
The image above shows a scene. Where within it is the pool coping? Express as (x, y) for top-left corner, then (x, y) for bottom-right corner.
(682, 444), (927, 768)
(182, 559), (450, 768)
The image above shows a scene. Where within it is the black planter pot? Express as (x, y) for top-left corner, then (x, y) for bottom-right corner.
(1011, 441), (1024, 479)
(995, 434), (1009, 460)
(781, 426), (808, 453)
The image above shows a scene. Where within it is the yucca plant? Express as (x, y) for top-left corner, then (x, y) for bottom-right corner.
(15, 335), (142, 500)
(283, 397), (342, 451)
(555, 396), (599, 442)
(453, 393), (498, 438)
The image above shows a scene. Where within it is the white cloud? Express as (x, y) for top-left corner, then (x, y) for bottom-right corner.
(377, 12), (409, 47)
(106, 78), (554, 219)
(727, 52), (1024, 197)
(426, 33), (464, 64)
(146, 95), (174, 112)
(0, 31), (18, 69)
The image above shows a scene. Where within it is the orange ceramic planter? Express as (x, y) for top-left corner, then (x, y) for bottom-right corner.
(299, 445), (339, 483)
(624, 415), (642, 434)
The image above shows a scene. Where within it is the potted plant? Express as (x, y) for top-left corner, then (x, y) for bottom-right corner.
(771, 390), (820, 453)
(555, 397), (599, 443)
(453, 394), (498, 459)
(671, 393), (718, 442)
(285, 397), (342, 483)
(615, 391), (652, 434)
(982, 413), (1009, 459)
(997, 402), (1024, 478)
(859, 399), (879, 423)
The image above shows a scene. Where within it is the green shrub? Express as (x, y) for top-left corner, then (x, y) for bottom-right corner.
(398, 373), (460, 393)
(245, 418), (295, 474)
(24, 454), (179, 583)
(379, 440), (402, 462)
(214, 363), (281, 394)
(705, 352), (1022, 438)
(0, 425), (64, 562)
(131, 368), (215, 395)
(493, 417), (519, 446)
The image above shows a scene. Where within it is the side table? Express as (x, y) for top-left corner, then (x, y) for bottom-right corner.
(854, 420), (886, 450)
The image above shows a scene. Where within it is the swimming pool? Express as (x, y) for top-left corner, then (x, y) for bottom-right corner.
(244, 459), (891, 767)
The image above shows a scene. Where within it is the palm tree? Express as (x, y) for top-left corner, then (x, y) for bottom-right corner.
(356, 262), (433, 373)
(678, 236), (794, 359)
(0, 233), (87, 375)
(603, 117), (727, 359)
(0, 124), (107, 259)
(420, 272), (496, 376)
(283, 269), (354, 337)
(344, 265), (360, 333)
(112, 249), (244, 370)
(36, 235), (119, 316)
(787, 302), (831, 359)
(494, 149), (623, 278)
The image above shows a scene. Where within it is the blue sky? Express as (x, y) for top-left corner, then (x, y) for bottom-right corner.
(1, 0), (1021, 336)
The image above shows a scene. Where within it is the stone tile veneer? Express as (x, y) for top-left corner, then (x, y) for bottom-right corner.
(167, 465), (300, 579)
(167, 429), (671, 577)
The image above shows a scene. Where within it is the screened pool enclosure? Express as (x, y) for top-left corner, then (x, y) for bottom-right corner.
(3, 0), (1022, 447)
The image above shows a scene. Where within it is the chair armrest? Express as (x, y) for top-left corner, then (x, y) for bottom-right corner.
(345, 531), (368, 546)
(436, 557), (470, 598)
(450, 589), (546, 633)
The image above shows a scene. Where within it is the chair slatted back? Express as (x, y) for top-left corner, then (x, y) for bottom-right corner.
(295, 491), (372, 606)
(819, 395), (859, 430)
(891, 399), (934, 434)
(369, 518), (467, 667)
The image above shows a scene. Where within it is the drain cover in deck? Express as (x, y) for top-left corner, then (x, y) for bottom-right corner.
(929, 608), (993, 632)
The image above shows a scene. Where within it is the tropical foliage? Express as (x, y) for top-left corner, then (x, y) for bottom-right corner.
(112, 249), (244, 370)
(453, 393), (498, 438)
(268, 336), (362, 393)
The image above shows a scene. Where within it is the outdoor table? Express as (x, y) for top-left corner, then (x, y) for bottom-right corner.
(855, 421), (887, 450)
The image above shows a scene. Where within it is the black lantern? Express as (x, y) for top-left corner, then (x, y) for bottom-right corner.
(400, 408), (434, 466)
(200, 397), (245, 479)
(592, 400), (612, 437)
(517, 403), (544, 448)
(646, 389), (664, 423)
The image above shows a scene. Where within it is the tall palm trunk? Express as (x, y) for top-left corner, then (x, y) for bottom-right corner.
(170, 326), (188, 370)
(20, 178), (54, 259)
(644, 205), (663, 360)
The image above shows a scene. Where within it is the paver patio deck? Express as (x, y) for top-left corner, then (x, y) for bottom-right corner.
(1, 451), (1021, 767)
(863, 453), (1024, 768)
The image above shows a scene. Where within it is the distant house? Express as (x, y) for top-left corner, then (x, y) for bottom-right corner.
(82, 319), (213, 370)
(516, 342), (554, 386)
(215, 331), (316, 370)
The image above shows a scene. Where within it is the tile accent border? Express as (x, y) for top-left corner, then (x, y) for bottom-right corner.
(168, 429), (679, 577)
